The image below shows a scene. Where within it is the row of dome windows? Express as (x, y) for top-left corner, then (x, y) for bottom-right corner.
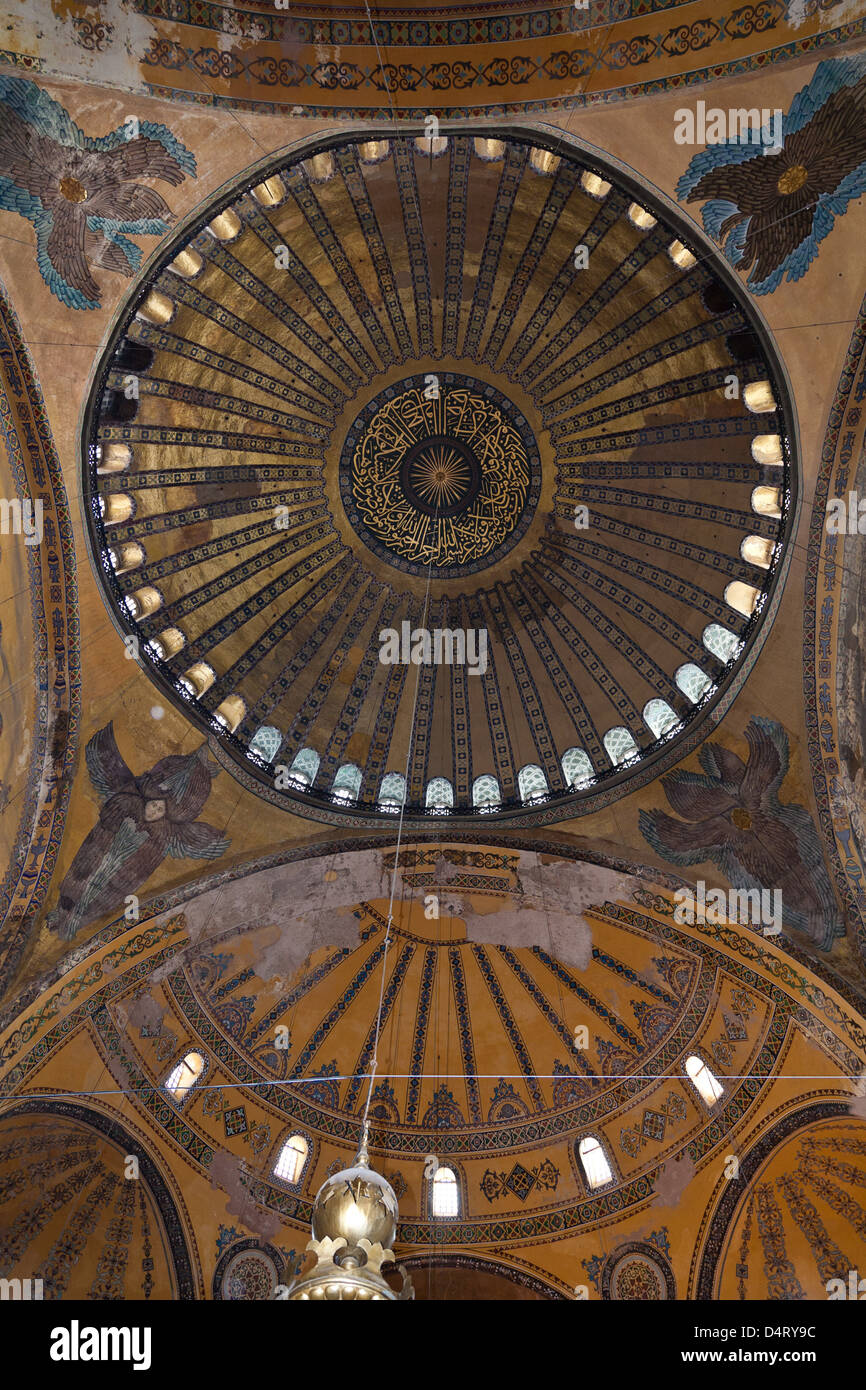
(161, 1053), (462, 1213)
(87, 590), (744, 807)
(165, 1050), (722, 1210)
(96, 428), (782, 645)
(101, 528), (778, 624)
(241, 639), (738, 808)
(97, 430), (782, 491)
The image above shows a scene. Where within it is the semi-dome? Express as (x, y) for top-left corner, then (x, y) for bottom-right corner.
(82, 125), (797, 826)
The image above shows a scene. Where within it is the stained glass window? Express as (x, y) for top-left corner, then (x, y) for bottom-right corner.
(249, 725), (282, 764)
(426, 777), (454, 809)
(603, 727), (639, 765)
(518, 764), (548, 800)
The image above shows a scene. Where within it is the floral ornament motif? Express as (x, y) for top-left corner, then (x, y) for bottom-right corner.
(0, 75), (196, 310)
(639, 717), (843, 949)
(676, 55), (866, 295)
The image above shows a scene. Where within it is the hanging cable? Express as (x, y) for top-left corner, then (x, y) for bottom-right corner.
(359, 510), (438, 1143)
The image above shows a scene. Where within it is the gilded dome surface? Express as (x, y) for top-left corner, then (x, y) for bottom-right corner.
(82, 127), (797, 826)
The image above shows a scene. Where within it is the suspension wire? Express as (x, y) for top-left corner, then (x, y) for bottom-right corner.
(358, 523), (438, 1147)
(355, 0), (451, 1181)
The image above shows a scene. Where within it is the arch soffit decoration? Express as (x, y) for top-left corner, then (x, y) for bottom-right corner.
(2, 1097), (201, 1299)
(0, 282), (80, 998)
(694, 1100), (853, 1299)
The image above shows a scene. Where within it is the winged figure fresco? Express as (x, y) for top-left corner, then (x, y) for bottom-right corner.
(0, 74), (196, 310)
(46, 723), (229, 940)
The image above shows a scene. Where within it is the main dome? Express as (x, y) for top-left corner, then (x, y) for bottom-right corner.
(82, 126), (797, 826)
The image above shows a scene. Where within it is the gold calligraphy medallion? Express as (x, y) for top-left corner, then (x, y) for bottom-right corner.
(340, 375), (539, 576)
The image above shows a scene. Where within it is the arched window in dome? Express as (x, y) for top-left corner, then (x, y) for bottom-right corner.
(249, 725), (282, 764)
(627, 202), (657, 231)
(581, 170), (611, 199)
(289, 747), (320, 786)
(703, 623), (740, 664)
(675, 664), (712, 704)
(643, 699), (679, 740)
(472, 774), (501, 808)
(108, 541), (145, 574)
(751, 485), (782, 518)
(178, 662), (214, 700)
(431, 1165), (459, 1218)
(414, 134), (448, 159)
(378, 772), (405, 812)
(332, 762), (362, 802)
(518, 764), (548, 801)
(213, 695), (245, 734)
(741, 535), (774, 569)
(578, 1135), (613, 1190)
(744, 380), (777, 414)
(667, 239), (697, 270)
(561, 747), (594, 789)
(751, 433), (783, 467)
(685, 1054), (723, 1107)
(725, 581), (760, 618)
(164, 1051), (205, 1102)
(426, 777), (454, 810)
(122, 586), (162, 621)
(529, 147), (560, 176)
(603, 727), (639, 766)
(474, 137), (505, 162)
(274, 1133), (308, 1185)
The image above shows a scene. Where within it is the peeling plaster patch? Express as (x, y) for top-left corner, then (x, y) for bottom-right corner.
(8, 0), (161, 93)
(437, 894), (466, 918)
(323, 850), (389, 914)
(848, 1070), (866, 1118)
(210, 1149), (281, 1241)
(255, 916), (358, 985)
(142, 851), (390, 983)
(455, 856), (637, 969)
(115, 991), (166, 1036)
(14, 725), (32, 779)
(461, 904), (593, 969)
(219, 9), (268, 44)
(651, 1154), (697, 1209)
(788, 0), (863, 28)
(137, 850), (637, 978)
(603, 981), (629, 1019)
(517, 858), (637, 917)
(147, 949), (188, 986)
(428, 854), (463, 885)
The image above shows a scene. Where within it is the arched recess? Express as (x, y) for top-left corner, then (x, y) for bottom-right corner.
(1, 1099), (198, 1300)
(212, 1237), (291, 1300)
(399, 1251), (567, 1300)
(0, 281), (79, 994)
(695, 1100), (857, 1300)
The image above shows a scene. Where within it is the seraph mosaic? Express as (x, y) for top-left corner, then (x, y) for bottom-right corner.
(639, 717), (843, 950)
(0, 75), (196, 310)
(676, 54), (866, 295)
(46, 723), (228, 940)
